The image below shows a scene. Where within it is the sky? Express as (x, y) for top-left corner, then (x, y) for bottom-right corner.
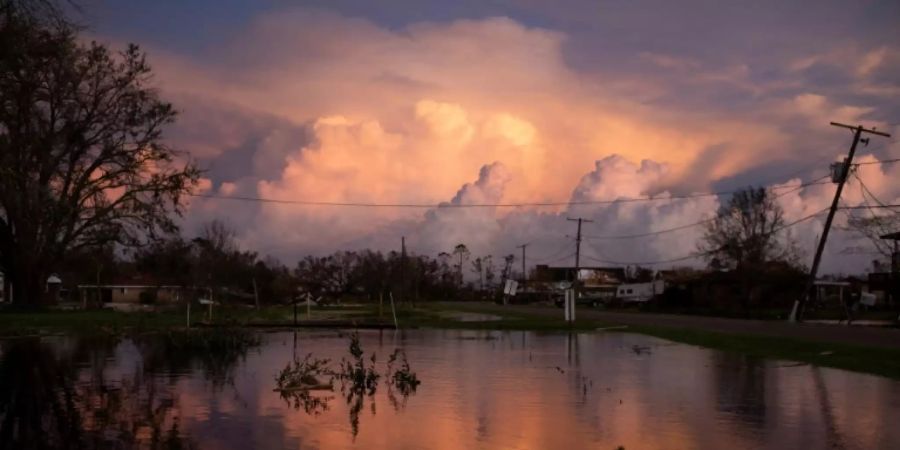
(76, 0), (900, 274)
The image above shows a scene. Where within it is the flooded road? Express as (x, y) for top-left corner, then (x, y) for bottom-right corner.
(1, 329), (898, 449)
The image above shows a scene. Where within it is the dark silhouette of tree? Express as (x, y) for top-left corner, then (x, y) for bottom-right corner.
(0, 3), (199, 306)
(471, 257), (484, 290)
(452, 244), (469, 287)
(699, 187), (803, 312)
(699, 187), (801, 270)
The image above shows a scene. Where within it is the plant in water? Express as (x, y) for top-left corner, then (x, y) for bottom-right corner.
(387, 348), (421, 396)
(275, 354), (334, 390)
(337, 332), (379, 395)
(274, 354), (335, 414)
(272, 331), (423, 437)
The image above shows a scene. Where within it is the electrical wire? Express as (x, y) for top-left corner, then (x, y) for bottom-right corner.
(582, 175), (830, 241)
(531, 252), (576, 265)
(854, 158), (900, 166)
(580, 207), (829, 266)
(839, 204), (900, 210)
(188, 176), (832, 209)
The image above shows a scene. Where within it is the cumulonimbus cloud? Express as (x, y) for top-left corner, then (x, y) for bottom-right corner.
(109, 8), (899, 273)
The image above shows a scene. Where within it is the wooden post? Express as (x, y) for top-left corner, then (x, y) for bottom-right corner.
(253, 277), (260, 310)
(186, 302), (191, 328)
(306, 292), (311, 320)
(389, 291), (399, 329)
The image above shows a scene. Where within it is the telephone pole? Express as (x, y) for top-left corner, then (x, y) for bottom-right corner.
(791, 122), (891, 322)
(400, 236), (407, 305)
(516, 244), (528, 284)
(567, 217), (594, 301)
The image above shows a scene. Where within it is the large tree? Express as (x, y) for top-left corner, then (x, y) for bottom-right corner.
(699, 187), (801, 270)
(699, 187), (804, 313)
(0, 4), (199, 306)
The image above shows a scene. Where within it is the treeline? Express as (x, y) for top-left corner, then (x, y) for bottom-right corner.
(57, 221), (514, 305)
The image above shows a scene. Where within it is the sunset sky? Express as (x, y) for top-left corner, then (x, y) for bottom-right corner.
(80, 0), (900, 273)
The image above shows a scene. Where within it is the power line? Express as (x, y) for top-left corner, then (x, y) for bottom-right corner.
(584, 219), (714, 240)
(581, 207), (828, 267)
(582, 175), (830, 241)
(854, 158), (900, 166)
(533, 252), (575, 265)
(853, 172), (893, 210)
(528, 243), (576, 264)
(839, 204), (900, 210)
(188, 177), (833, 209)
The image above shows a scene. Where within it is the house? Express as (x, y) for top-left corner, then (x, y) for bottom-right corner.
(867, 231), (900, 306)
(532, 265), (625, 285)
(531, 265), (626, 301)
(659, 265), (805, 312)
(77, 274), (188, 307)
(0, 273), (63, 304)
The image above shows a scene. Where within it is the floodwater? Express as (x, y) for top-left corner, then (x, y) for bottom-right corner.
(1, 330), (899, 450)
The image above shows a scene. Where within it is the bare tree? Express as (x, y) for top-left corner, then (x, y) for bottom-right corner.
(842, 212), (899, 260)
(483, 255), (495, 288)
(452, 244), (469, 287)
(0, 6), (199, 306)
(470, 257), (483, 290)
(699, 187), (801, 270)
(699, 187), (804, 312)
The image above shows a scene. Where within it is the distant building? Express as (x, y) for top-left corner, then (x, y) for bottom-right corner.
(531, 265), (625, 301)
(77, 274), (188, 306)
(0, 273), (62, 304)
(532, 265), (625, 285)
(867, 231), (900, 306)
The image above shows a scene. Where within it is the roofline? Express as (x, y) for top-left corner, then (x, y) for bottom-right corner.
(77, 285), (187, 289)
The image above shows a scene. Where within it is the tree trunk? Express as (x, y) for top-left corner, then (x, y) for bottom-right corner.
(10, 266), (46, 309)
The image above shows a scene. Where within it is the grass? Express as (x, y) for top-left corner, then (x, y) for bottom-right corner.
(623, 324), (900, 380)
(2, 301), (900, 379)
(0, 309), (185, 336)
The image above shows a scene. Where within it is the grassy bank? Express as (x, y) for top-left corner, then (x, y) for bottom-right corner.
(2, 302), (900, 379)
(623, 325), (900, 380)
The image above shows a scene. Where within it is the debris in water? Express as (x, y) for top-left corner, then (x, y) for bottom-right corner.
(631, 345), (652, 355)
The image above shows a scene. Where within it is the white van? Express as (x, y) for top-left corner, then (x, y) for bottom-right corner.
(616, 280), (664, 303)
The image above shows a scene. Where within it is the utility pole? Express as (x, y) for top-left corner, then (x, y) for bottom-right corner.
(401, 236), (407, 305)
(567, 217), (594, 301)
(517, 244), (528, 284)
(791, 122), (891, 322)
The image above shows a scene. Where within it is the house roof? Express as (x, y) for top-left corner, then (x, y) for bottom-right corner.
(76, 273), (184, 288)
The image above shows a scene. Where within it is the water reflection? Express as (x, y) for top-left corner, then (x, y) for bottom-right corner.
(1, 330), (899, 449)
(0, 337), (197, 450)
(712, 353), (767, 430)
